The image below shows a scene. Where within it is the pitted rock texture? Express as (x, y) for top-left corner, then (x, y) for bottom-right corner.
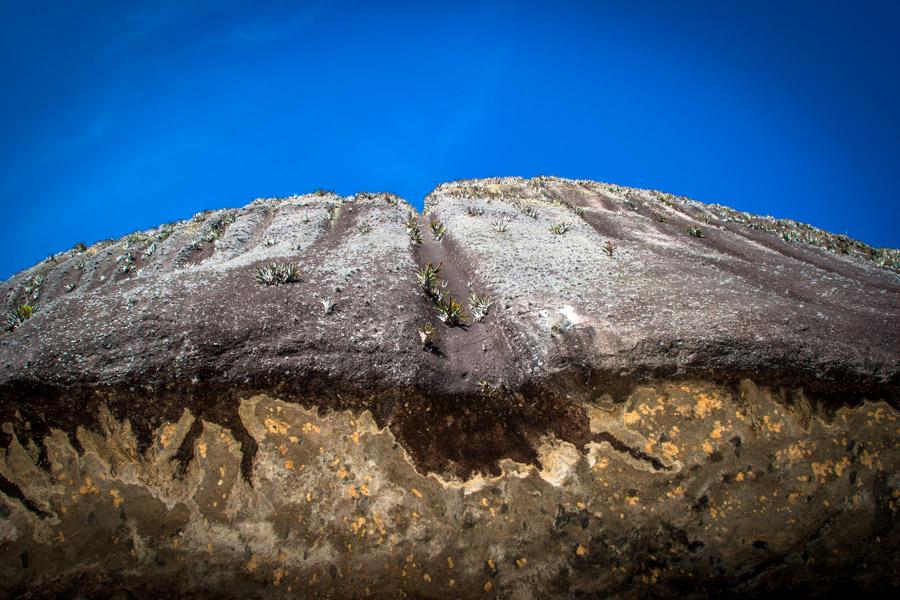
(1, 177), (898, 598)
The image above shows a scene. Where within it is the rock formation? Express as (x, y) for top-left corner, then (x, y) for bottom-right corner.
(1, 177), (898, 598)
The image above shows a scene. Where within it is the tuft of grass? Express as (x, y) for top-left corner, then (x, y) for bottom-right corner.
(469, 293), (493, 322)
(685, 226), (705, 238)
(522, 206), (539, 219)
(5, 304), (34, 331)
(549, 221), (571, 235)
(429, 217), (447, 241)
(255, 263), (302, 285)
(357, 222), (372, 234)
(416, 262), (443, 298)
(406, 214), (423, 244)
(603, 241), (616, 257)
(465, 206), (484, 217)
(436, 295), (466, 326)
(72, 242), (87, 253)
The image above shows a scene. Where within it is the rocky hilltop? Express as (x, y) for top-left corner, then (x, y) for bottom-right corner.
(1, 177), (898, 598)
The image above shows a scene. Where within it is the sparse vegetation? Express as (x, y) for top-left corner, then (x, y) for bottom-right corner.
(549, 221), (571, 235)
(436, 295), (466, 326)
(429, 218), (447, 241)
(416, 262), (443, 297)
(5, 304), (34, 331)
(465, 206), (484, 216)
(469, 293), (493, 322)
(263, 236), (276, 247)
(357, 222), (372, 234)
(522, 206), (539, 219)
(321, 297), (336, 314)
(686, 226), (705, 238)
(603, 241), (616, 257)
(72, 242), (87, 253)
(255, 263), (302, 285)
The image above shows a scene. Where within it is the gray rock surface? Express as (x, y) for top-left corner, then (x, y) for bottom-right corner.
(0, 177), (898, 598)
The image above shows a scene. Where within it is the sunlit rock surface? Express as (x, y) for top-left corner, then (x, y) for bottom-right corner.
(1, 177), (898, 597)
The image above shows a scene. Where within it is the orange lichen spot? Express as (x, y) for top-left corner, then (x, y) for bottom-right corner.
(481, 497), (489, 507)
(197, 440), (207, 458)
(483, 581), (493, 593)
(763, 415), (783, 434)
(860, 450), (882, 469)
(702, 441), (714, 455)
(710, 421), (725, 440)
(623, 411), (641, 426)
(486, 559), (496, 573)
(350, 516), (366, 534)
(447, 556), (454, 569)
(289, 435), (299, 443)
(350, 431), (360, 445)
(159, 424), (177, 448)
(811, 461), (834, 483)
(625, 494), (640, 506)
(576, 501), (586, 510)
(284, 460), (294, 470)
(515, 557), (527, 569)
(245, 554), (258, 573)
(735, 471), (745, 482)
(411, 488), (423, 498)
(264, 418), (291, 435)
(666, 485), (685, 499)
(109, 489), (123, 507)
(273, 567), (286, 587)
(661, 442), (679, 461)
(593, 457), (609, 470)
(302, 422), (321, 434)
(345, 485), (359, 499)
(359, 483), (370, 496)
(576, 544), (588, 557)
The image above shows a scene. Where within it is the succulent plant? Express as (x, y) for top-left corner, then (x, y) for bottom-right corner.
(321, 297), (336, 314)
(549, 221), (571, 235)
(465, 206), (484, 216)
(469, 293), (493, 322)
(5, 304), (34, 331)
(436, 295), (466, 326)
(255, 263), (302, 285)
(522, 206), (539, 219)
(406, 214), (423, 244)
(416, 262), (443, 297)
(603, 240), (616, 257)
(357, 222), (372, 234)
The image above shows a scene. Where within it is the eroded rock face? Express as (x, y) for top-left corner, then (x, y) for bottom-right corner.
(1, 178), (898, 597)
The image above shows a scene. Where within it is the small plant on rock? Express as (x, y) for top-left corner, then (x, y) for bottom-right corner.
(469, 293), (493, 322)
(465, 206), (484, 216)
(436, 295), (466, 326)
(357, 222), (372, 234)
(522, 206), (539, 219)
(416, 262), (443, 297)
(5, 304), (34, 331)
(549, 221), (571, 235)
(686, 226), (705, 238)
(406, 214), (423, 244)
(490, 217), (510, 233)
(321, 297), (336, 314)
(603, 241), (616, 257)
(429, 218), (447, 241)
(255, 263), (302, 285)
(417, 323), (436, 349)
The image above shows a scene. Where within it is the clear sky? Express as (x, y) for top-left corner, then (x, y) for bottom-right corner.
(2, 0), (899, 279)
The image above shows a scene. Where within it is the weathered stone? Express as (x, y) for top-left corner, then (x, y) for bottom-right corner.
(0, 177), (897, 597)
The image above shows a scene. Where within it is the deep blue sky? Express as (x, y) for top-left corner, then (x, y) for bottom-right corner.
(2, 0), (899, 279)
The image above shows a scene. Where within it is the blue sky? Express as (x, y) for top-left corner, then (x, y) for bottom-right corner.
(2, 0), (898, 279)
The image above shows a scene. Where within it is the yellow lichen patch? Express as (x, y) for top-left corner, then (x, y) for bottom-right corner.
(811, 461), (834, 483)
(411, 488), (423, 498)
(576, 544), (588, 557)
(345, 485), (360, 499)
(273, 567), (286, 587)
(623, 411), (641, 426)
(860, 450), (883, 470)
(350, 431), (360, 445)
(763, 415), (783, 434)
(660, 442), (679, 461)
(625, 494), (640, 506)
(710, 421), (726, 440)
(359, 483), (370, 496)
(158, 423), (178, 448)
(301, 422), (321, 434)
(702, 441), (714, 455)
(776, 441), (815, 463)
(694, 393), (722, 419)
(284, 460), (294, 471)
(666, 485), (685, 499)
(593, 457), (609, 470)
(515, 557), (527, 569)
(109, 489), (123, 507)
(486, 559), (496, 573)
(735, 472), (745, 482)
(197, 440), (207, 458)
(447, 556), (454, 569)
(264, 418), (291, 435)
(245, 554), (258, 573)
(833, 457), (850, 477)
(483, 581), (493, 593)
(79, 477), (99, 495)
(350, 516), (367, 535)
